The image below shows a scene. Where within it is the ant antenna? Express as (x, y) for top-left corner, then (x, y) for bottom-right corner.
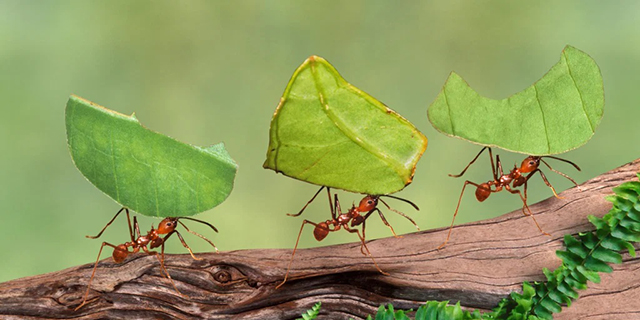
(541, 155), (581, 171)
(379, 194), (420, 211)
(177, 216), (219, 233)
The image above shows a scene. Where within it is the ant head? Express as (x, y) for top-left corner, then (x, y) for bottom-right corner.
(519, 156), (540, 173)
(157, 218), (179, 234)
(357, 195), (378, 212)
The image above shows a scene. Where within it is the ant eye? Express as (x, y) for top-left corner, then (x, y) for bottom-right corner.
(367, 200), (373, 204)
(529, 161), (534, 165)
(166, 222), (172, 227)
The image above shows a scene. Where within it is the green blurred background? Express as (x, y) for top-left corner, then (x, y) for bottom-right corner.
(1, 1), (639, 283)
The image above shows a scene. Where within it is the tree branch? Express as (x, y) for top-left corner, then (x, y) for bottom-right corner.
(1, 159), (639, 320)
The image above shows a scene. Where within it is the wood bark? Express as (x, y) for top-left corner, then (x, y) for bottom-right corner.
(1, 159), (639, 320)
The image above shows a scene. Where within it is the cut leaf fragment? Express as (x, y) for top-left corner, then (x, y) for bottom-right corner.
(66, 95), (237, 217)
(264, 56), (428, 195)
(428, 45), (604, 155)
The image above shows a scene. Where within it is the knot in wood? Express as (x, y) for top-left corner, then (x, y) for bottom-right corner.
(213, 270), (232, 283)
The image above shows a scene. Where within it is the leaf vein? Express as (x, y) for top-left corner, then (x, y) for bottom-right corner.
(109, 130), (121, 202)
(563, 51), (595, 132)
(442, 87), (455, 135)
(309, 63), (405, 183)
(533, 83), (552, 154)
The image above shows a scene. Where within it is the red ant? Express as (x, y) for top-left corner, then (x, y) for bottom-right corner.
(277, 186), (419, 289)
(438, 146), (580, 249)
(75, 207), (219, 311)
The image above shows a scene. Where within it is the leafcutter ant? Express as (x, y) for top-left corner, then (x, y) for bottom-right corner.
(439, 146), (580, 249)
(277, 186), (419, 289)
(74, 207), (219, 310)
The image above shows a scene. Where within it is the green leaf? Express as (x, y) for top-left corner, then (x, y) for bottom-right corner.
(620, 217), (640, 232)
(584, 256), (613, 273)
(264, 56), (428, 195)
(66, 95), (238, 217)
(612, 227), (640, 242)
(601, 236), (635, 255)
(298, 302), (321, 320)
(556, 250), (582, 266)
(576, 265), (601, 283)
(587, 215), (608, 230)
(591, 246), (622, 264)
(557, 282), (579, 300)
(427, 45), (603, 155)
(539, 297), (562, 313)
(613, 182), (640, 198)
(564, 235), (588, 258)
(375, 304), (397, 320)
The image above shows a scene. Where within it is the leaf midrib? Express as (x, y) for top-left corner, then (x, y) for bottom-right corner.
(309, 61), (407, 185)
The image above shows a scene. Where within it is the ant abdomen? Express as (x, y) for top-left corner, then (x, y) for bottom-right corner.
(313, 223), (329, 241)
(112, 245), (128, 263)
(475, 183), (491, 201)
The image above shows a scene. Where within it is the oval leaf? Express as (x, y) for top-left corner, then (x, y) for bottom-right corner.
(66, 95), (237, 217)
(264, 56), (428, 195)
(427, 45), (604, 155)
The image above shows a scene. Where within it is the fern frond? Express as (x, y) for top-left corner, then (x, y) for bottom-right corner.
(298, 302), (321, 320)
(357, 173), (640, 320)
(528, 175), (640, 319)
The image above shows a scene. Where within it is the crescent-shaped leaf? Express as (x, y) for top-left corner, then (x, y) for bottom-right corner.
(264, 56), (428, 195)
(427, 45), (604, 155)
(66, 95), (237, 217)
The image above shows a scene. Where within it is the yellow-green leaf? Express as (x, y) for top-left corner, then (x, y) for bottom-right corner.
(264, 56), (428, 195)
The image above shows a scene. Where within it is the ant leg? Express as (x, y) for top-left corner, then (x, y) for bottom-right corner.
(379, 198), (420, 231)
(288, 186), (325, 217)
(505, 185), (551, 236)
(326, 187), (336, 219)
(524, 168), (564, 199)
(173, 230), (203, 260)
(517, 182), (536, 220)
(334, 193), (342, 214)
(177, 221), (219, 253)
(133, 216), (142, 239)
(496, 154), (504, 178)
(344, 226), (389, 276)
(540, 159), (581, 191)
(438, 180), (486, 250)
(360, 220), (367, 255)
(75, 242), (121, 311)
(371, 208), (401, 238)
(449, 147), (489, 178)
(143, 246), (183, 296)
(86, 208), (132, 240)
(536, 169), (563, 199)
(277, 220), (320, 289)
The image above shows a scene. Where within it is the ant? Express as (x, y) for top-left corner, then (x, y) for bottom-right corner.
(74, 207), (219, 311)
(438, 146), (581, 249)
(277, 186), (420, 289)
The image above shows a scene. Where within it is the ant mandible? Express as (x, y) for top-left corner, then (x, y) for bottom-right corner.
(277, 186), (420, 289)
(74, 207), (219, 311)
(438, 146), (581, 249)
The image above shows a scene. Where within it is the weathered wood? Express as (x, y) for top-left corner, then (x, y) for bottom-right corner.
(1, 159), (639, 320)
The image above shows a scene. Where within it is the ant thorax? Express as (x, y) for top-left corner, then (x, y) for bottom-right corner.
(499, 172), (514, 185)
(337, 211), (352, 224)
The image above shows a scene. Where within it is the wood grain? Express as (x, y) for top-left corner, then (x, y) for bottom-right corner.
(1, 159), (639, 320)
